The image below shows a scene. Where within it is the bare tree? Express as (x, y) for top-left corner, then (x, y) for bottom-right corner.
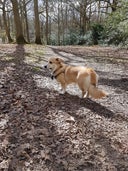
(22, 0), (31, 42)
(96, 0), (119, 12)
(0, 0), (13, 43)
(80, 0), (88, 35)
(57, 1), (61, 45)
(0, 14), (3, 30)
(11, 0), (27, 44)
(34, 0), (42, 44)
(0, 0), (121, 45)
(45, 0), (49, 44)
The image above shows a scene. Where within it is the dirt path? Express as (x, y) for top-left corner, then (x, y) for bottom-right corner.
(43, 46), (128, 116)
(0, 44), (128, 171)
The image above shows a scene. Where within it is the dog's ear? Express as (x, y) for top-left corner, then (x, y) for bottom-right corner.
(56, 58), (64, 63)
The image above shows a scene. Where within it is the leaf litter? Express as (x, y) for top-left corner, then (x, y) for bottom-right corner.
(0, 44), (128, 171)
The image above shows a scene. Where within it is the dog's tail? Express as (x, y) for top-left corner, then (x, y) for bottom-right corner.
(89, 85), (107, 99)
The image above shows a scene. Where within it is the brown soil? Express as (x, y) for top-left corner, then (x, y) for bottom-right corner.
(0, 44), (128, 171)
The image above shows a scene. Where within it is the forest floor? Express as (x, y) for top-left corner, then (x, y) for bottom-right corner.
(0, 44), (128, 171)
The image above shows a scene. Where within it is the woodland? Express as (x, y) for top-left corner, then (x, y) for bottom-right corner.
(0, 0), (128, 46)
(0, 0), (128, 171)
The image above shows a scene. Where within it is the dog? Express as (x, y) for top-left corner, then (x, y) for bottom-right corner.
(44, 57), (107, 99)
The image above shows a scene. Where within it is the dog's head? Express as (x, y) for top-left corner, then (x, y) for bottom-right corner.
(44, 57), (64, 71)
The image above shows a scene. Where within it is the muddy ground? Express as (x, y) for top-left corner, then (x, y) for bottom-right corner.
(0, 44), (128, 171)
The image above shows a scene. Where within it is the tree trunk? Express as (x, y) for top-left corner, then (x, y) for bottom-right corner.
(65, 0), (68, 44)
(61, 0), (64, 45)
(2, 5), (13, 43)
(111, 0), (118, 12)
(0, 15), (3, 29)
(82, 1), (87, 35)
(97, 0), (101, 22)
(11, 0), (27, 44)
(34, 0), (42, 44)
(57, 1), (60, 45)
(45, 0), (49, 44)
(23, 0), (30, 43)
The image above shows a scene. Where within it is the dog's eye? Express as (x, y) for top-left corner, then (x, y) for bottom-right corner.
(49, 61), (52, 64)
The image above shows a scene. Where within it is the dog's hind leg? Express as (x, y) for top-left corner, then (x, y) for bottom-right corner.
(78, 84), (89, 98)
(95, 73), (99, 87)
(78, 75), (90, 98)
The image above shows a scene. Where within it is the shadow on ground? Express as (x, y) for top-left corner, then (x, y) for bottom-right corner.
(0, 45), (127, 171)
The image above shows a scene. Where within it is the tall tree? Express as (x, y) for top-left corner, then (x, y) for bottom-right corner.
(0, 0), (13, 43)
(45, 0), (49, 44)
(0, 14), (3, 29)
(11, 0), (27, 44)
(57, 0), (61, 45)
(22, 0), (30, 42)
(34, 0), (42, 44)
(97, 0), (119, 12)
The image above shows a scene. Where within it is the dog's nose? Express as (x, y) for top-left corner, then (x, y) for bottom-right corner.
(44, 65), (47, 68)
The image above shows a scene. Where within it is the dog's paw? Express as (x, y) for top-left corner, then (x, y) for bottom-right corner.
(59, 89), (66, 94)
(59, 91), (65, 95)
(83, 91), (89, 98)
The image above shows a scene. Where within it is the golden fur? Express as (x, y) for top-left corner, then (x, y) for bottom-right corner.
(44, 57), (107, 99)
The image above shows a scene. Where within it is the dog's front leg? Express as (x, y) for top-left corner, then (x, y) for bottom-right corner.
(83, 91), (89, 98)
(81, 90), (89, 98)
(60, 88), (66, 94)
(60, 83), (66, 94)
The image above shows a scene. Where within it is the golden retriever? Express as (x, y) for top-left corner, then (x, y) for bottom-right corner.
(44, 57), (107, 99)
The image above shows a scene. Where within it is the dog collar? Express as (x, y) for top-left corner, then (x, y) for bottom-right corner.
(52, 65), (65, 79)
(54, 70), (65, 79)
(53, 65), (63, 75)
